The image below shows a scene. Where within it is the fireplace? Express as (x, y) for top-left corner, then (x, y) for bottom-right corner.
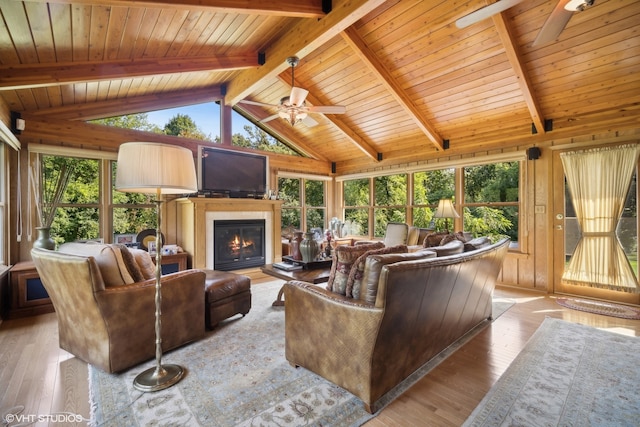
(214, 219), (265, 271)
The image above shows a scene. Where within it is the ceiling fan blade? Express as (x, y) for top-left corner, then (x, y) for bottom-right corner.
(532, 1), (574, 47)
(307, 105), (346, 114)
(239, 99), (278, 108)
(456, 0), (526, 28)
(302, 115), (318, 127)
(260, 113), (281, 123)
(290, 87), (308, 106)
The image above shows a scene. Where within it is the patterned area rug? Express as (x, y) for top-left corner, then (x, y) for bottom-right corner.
(556, 297), (640, 320)
(463, 317), (640, 427)
(89, 282), (514, 427)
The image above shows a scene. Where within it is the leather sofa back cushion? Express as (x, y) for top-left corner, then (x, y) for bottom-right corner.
(431, 239), (464, 256)
(345, 244), (407, 298)
(326, 242), (384, 295)
(58, 242), (134, 286)
(359, 250), (436, 305)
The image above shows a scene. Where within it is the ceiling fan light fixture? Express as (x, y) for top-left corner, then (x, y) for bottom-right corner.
(564, 0), (594, 12)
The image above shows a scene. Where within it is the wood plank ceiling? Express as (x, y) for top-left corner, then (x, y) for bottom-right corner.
(0, 0), (639, 173)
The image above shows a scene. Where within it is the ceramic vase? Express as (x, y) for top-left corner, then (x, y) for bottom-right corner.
(290, 231), (304, 260)
(300, 231), (320, 263)
(33, 226), (56, 250)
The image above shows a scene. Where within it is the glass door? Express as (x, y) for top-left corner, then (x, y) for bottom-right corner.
(552, 147), (640, 305)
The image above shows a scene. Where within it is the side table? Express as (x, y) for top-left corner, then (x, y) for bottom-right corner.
(261, 263), (331, 306)
(9, 261), (54, 318)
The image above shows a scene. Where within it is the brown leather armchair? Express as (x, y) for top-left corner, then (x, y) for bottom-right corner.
(31, 244), (206, 373)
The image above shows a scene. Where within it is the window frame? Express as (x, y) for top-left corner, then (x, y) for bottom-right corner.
(337, 152), (527, 250)
(28, 145), (116, 244)
(277, 172), (330, 233)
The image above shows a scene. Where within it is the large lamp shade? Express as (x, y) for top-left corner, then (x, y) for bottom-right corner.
(116, 142), (197, 194)
(434, 199), (460, 219)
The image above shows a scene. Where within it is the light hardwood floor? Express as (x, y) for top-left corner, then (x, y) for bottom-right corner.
(1, 276), (639, 427)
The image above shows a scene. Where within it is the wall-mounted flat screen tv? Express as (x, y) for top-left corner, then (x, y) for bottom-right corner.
(198, 146), (268, 198)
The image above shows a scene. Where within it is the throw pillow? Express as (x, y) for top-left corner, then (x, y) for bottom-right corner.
(359, 250), (436, 305)
(112, 244), (145, 282)
(130, 249), (156, 280)
(464, 236), (491, 251)
(439, 233), (457, 246)
(345, 244), (408, 298)
(423, 231), (449, 248)
(326, 242), (384, 295)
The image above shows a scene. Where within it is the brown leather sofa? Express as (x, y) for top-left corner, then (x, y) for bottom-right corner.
(31, 243), (206, 373)
(283, 238), (510, 413)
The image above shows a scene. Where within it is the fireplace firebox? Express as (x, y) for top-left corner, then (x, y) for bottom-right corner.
(214, 219), (265, 271)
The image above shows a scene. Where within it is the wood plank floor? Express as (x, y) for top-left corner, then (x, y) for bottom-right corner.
(1, 277), (639, 427)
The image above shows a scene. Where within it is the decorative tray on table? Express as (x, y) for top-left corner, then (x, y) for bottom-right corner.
(282, 256), (332, 270)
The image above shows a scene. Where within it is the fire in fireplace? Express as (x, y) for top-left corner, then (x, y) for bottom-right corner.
(214, 219), (265, 271)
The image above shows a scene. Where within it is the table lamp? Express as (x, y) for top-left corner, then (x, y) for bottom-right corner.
(434, 199), (460, 233)
(116, 142), (197, 392)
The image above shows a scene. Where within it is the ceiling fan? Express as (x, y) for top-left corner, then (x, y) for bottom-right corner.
(455, 0), (595, 47)
(239, 56), (346, 127)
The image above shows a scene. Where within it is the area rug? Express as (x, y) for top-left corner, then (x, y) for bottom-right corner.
(89, 282), (514, 427)
(463, 317), (640, 427)
(556, 297), (640, 320)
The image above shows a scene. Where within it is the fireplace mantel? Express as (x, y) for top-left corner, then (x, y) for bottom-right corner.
(171, 197), (283, 269)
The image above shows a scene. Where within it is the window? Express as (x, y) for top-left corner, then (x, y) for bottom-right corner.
(40, 154), (101, 246)
(373, 174), (407, 237)
(28, 147), (165, 246)
(343, 178), (369, 236)
(463, 162), (519, 242)
(619, 170), (638, 276)
(278, 176), (327, 233)
(111, 160), (157, 239)
(341, 160), (521, 244)
(413, 168), (454, 229)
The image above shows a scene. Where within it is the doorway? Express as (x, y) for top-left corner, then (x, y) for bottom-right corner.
(552, 146), (640, 305)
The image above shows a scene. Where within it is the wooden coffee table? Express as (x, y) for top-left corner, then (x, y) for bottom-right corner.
(261, 263), (331, 306)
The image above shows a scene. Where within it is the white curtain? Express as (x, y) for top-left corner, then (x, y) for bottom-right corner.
(560, 144), (640, 293)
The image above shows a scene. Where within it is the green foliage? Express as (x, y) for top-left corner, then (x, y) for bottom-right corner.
(344, 179), (369, 206)
(90, 113), (162, 133)
(232, 125), (298, 155)
(413, 169), (454, 204)
(164, 114), (210, 140)
(45, 156), (100, 244)
(464, 163), (519, 203)
(463, 207), (512, 242)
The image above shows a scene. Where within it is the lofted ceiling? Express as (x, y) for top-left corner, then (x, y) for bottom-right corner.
(1, 0), (639, 173)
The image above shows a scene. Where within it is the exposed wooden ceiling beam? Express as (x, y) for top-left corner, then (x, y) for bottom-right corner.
(491, 11), (546, 134)
(276, 73), (379, 162)
(18, 0), (327, 18)
(225, 0), (388, 105)
(26, 87), (225, 121)
(0, 55), (258, 90)
(340, 27), (445, 152)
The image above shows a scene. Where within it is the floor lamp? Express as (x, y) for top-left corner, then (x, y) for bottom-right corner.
(116, 142), (197, 392)
(434, 199), (460, 233)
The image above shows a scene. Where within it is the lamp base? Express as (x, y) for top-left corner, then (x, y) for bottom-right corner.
(133, 364), (185, 392)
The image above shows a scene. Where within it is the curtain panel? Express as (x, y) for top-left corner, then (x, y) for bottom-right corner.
(560, 144), (640, 293)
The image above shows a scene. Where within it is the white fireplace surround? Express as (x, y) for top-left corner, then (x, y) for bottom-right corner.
(205, 211), (273, 270)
